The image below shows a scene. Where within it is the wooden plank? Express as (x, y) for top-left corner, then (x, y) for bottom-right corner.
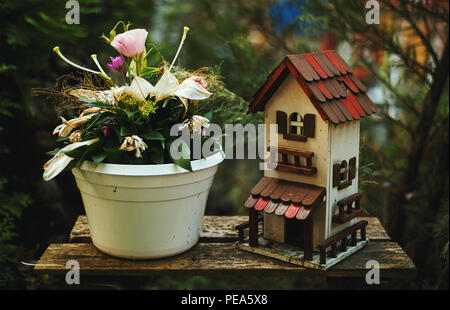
(263, 201), (280, 214)
(71, 216), (391, 244)
(271, 163), (317, 175)
(296, 207), (312, 220)
(285, 203), (301, 219)
(269, 183), (289, 201)
(301, 187), (326, 207)
(319, 221), (368, 249)
(34, 241), (415, 278)
(267, 146), (314, 158)
(280, 184), (299, 203)
(244, 195), (258, 208)
(287, 55), (318, 82)
(312, 52), (335, 77)
(333, 209), (363, 224)
(291, 186), (309, 204)
(250, 177), (271, 195)
(254, 198), (270, 211)
(260, 178), (279, 198)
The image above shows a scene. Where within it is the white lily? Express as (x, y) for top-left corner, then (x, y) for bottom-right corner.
(122, 27), (212, 114)
(43, 138), (100, 181)
(123, 71), (212, 114)
(119, 135), (148, 158)
(69, 27), (212, 113)
(124, 77), (155, 102)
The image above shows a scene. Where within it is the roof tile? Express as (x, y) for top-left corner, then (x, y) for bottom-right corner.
(305, 54), (328, 79)
(248, 50), (376, 124)
(287, 55), (318, 82)
(246, 177), (325, 220)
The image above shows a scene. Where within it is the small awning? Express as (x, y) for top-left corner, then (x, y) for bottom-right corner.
(244, 177), (326, 220)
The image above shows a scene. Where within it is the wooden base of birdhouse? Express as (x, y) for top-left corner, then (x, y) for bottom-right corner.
(236, 234), (369, 270)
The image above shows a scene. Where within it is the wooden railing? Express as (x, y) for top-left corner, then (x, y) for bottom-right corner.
(332, 193), (363, 224)
(235, 215), (264, 243)
(267, 146), (317, 176)
(317, 220), (368, 265)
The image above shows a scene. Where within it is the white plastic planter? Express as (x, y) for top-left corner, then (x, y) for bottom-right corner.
(71, 151), (224, 259)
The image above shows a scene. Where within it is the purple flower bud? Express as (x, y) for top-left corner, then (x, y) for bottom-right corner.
(107, 56), (125, 71)
(102, 126), (110, 137)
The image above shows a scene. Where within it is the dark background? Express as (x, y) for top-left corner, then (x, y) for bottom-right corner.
(0, 0), (448, 289)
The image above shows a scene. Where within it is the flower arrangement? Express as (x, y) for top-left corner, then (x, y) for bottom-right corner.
(42, 22), (220, 181)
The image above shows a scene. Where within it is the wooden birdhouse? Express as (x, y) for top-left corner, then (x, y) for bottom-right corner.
(236, 50), (377, 269)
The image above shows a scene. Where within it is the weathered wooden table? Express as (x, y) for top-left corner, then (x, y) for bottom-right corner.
(34, 216), (416, 289)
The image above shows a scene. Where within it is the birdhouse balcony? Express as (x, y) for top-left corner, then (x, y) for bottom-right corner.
(332, 193), (363, 224)
(267, 146), (317, 176)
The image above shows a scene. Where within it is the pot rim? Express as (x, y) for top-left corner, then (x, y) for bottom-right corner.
(75, 151), (225, 177)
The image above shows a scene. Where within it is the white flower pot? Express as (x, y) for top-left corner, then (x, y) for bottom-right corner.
(71, 151), (224, 259)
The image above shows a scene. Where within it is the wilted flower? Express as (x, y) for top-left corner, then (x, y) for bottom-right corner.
(70, 87), (125, 106)
(179, 115), (210, 137)
(119, 135), (148, 158)
(107, 56), (125, 70)
(53, 115), (91, 137)
(111, 29), (148, 58)
(52, 107), (103, 137)
(43, 138), (100, 181)
(69, 130), (83, 143)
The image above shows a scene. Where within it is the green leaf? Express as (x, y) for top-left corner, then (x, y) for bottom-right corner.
(104, 147), (125, 163)
(91, 153), (106, 166)
(56, 135), (69, 142)
(146, 47), (162, 68)
(123, 109), (137, 119)
(149, 151), (164, 164)
(140, 67), (160, 79)
(140, 129), (165, 141)
(46, 148), (61, 156)
(83, 113), (103, 131)
(169, 140), (192, 171)
(173, 157), (192, 171)
(203, 111), (213, 121)
(83, 101), (111, 110)
(63, 145), (89, 159)
(79, 97), (101, 104)
(120, 124), (134, 136)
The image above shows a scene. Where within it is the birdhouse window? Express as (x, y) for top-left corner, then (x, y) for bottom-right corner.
(340, 160), (348, 181)
(333, 157), (357, 190)
(289, 113), (303, 135)
(276, 111), (315, 142)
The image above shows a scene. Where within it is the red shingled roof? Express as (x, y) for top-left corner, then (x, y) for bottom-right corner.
(248, 50), (377, 124)
(244, 177), (326, 220)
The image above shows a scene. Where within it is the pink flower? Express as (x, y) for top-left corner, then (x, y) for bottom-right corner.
(111, 29), (148, 58)
(102, 126), (110, 137)
(107, 56), (125, 70)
